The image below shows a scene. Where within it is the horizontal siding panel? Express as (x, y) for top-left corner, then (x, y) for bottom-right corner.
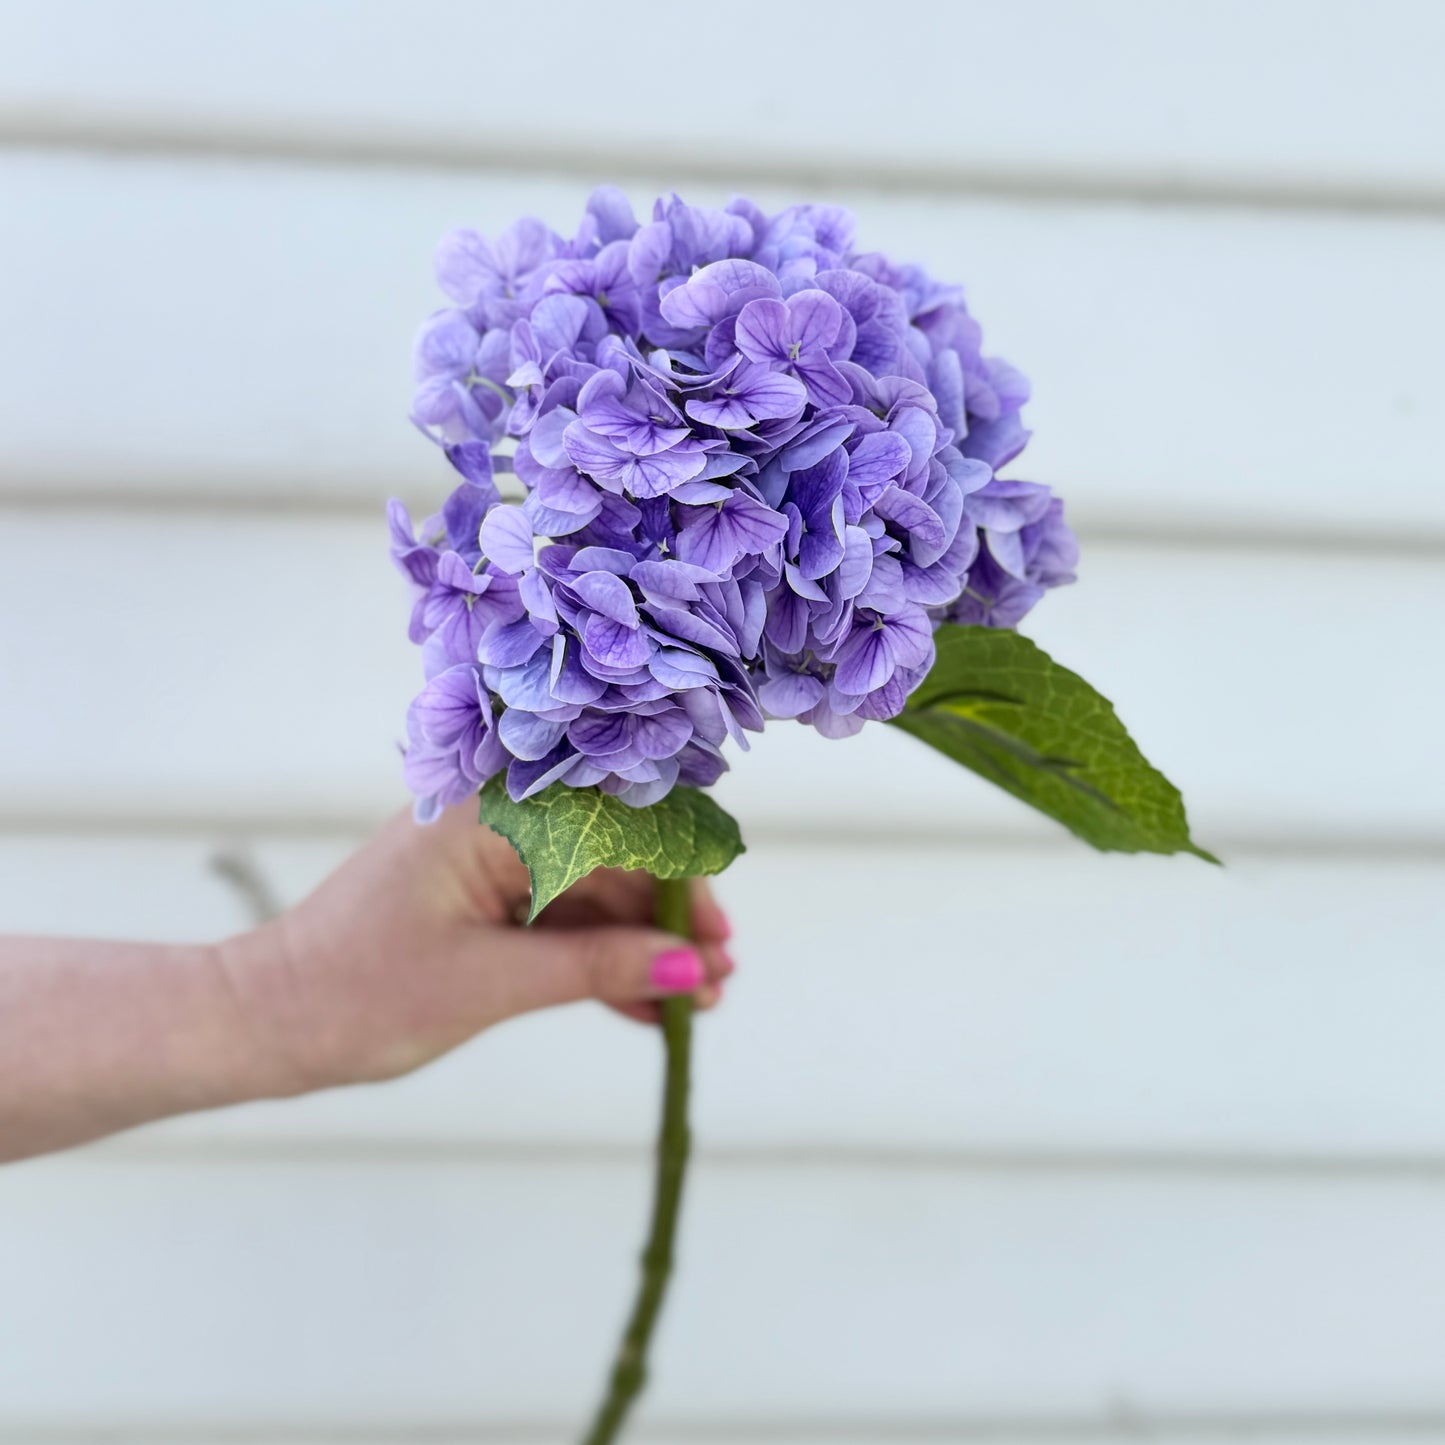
(0, 511), (1439, 840)
(4, 1155), (1445, 1422)
(1, 151), (1443, 536)
(2, 836), (1442, 1158)
(1, 1), (1443, 199)
(4, 1436), (1439, 1445)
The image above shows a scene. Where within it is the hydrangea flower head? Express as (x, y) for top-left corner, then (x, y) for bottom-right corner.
(392, 190), (1077, 816)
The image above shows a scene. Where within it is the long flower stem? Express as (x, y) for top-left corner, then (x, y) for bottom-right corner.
(580, 875), (695, 1445)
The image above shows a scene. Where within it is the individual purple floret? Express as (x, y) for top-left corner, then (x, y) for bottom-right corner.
(391, 189), (1077, 813)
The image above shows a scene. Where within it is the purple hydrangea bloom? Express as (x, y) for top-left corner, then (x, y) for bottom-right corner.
(392, 191), (1077, 812)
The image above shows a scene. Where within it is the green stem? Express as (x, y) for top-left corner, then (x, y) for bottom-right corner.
(580, 875), (695, 1445)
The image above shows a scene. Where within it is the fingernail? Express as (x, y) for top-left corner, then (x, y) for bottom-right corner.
(650, 948), (705, 993)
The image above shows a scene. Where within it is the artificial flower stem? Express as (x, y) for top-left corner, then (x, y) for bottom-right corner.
(581, 875), (695, 1445)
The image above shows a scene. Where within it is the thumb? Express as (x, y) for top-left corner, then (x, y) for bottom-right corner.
(501, 926), (718, 1015)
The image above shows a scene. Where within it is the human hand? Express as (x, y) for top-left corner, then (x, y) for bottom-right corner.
(224, 802), (735, 1094)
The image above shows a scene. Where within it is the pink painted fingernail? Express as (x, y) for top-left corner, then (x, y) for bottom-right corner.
(650, 948), (705, 993)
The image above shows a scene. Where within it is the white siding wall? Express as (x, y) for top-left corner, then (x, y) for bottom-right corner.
(0, 3), (1442, 1441)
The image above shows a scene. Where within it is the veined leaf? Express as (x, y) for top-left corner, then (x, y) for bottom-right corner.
(479, 778), (746, 921)
(891, 624), (1216, 861)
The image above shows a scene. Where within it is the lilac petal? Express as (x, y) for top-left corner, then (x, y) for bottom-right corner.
(518, 568), (559, 633)
(586, 403), (691, 456)
(944, 451), (994, 497)
(529, 407), (578, 470)
(445, 441), (496, 489)
(614, 770), (678, 808)
(412, 664), (485, 748)
(964, 476), (1054, 534)
(586, 186), (638, 243)
(659, 259), (781, 329)
(649, 647), (719, 689)
(498, 708), (568, 761)
(669, 479), (735, 504)
(855, 553), (907, 612)
(886, 606), (936, 670)
(523, 488), (601, 538)
(562, 424), (631, 490)
(846, 431), (911, 491)
(758, 671), (826, 718)
(779, 417), (855, 472)
(685, 391), (760, 430)
(986, 527), (1026, 578)
(549, 636), (609, 704)
(614, 446), (708, 499)
(529, 292), (590, 359)
(676, 741), (728, 787)
(440, 479), (493, 557)
(645, 604), (738, 656)
(872, 485), (948, 567)
(632, 709), (694, 760)
(890, 407), (939, 481)
(632, 559), (717, 602)
(696, 451), (752, 481)
(507, 746), (583, 802)
(403, 738), (472, 817)
(478, 617), (548, 668)
(534, 464), (604, 519)
(675, 492), (789, 573)
(814, 267), (879, 322)
(628, 220), (672, 287)
(567, 710), (630, 759)
(434, 229), (492, 306)
(388, 500), (439, 587)
(479, 505), (536, 574)
(835, 525), (875, 600)
(686, 363), (807, 430)
(795, 356), (854, 408)
(763, 583), (813, 652)
(802, 700), (867, 739)
(928, 348), (966, 434)
(785, 289), (844, 353)
(734, 298), (792, 364)
(584, 614), (652, 669)
(962, 413), (1032, 471)
(412, 374), (463, 427)
(414, 310), (481, 381)
(491, 650), (555, 711)
(572, 570), (639, 626)
(832, 623), (895, 697)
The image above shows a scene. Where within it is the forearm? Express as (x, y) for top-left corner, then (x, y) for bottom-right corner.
(0, 931), (303, 1164)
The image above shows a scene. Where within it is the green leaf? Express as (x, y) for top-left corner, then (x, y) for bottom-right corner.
(478, 777), (746, 921)
(890, 624), (1217, 862)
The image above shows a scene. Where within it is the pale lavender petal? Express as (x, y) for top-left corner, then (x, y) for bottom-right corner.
(758, 671), (826, 718)
(478, 617), (548, 668)
(479, 505), (535, 574)
(734, 298), (792, 364)
(785, 289), (843, 353)
(498, 708), (568, 761)
(572, 570), (639, 626)
(584, 614), (652, 668)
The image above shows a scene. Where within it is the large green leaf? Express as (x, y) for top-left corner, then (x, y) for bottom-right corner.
(479, 777), (746, 921)
(891, 624), (1216, 861)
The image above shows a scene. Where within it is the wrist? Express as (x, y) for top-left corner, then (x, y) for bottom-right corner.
(211, 920), (339, 1100)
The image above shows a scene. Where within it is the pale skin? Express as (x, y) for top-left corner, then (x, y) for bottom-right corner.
(0, 802), (734, 1165)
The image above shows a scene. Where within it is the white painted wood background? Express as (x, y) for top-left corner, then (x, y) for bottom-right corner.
(1, 2), (1442, 1441)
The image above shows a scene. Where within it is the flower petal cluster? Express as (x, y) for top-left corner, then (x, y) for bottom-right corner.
(393, 190), (1077, 815)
